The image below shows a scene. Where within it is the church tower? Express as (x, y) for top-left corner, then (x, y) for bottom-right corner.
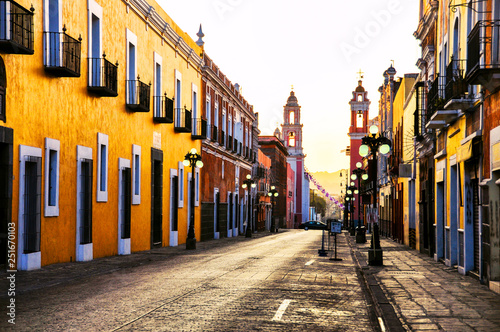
(348, 80), (370, 227)
(282, 90), (307, 226)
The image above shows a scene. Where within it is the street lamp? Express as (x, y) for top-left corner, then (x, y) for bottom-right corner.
(346, 185), (357, 236)
(359, 125), (391, 265)
(268, 185), (279, 232)
(352, 162), (367, 243)
(242, 174), (256, 238)
(183, 148), (203, 250)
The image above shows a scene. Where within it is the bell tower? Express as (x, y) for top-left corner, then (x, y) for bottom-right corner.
(281, 89), (307, 225)
(348, 79), (370, 172)
(282, 90), (303, 156)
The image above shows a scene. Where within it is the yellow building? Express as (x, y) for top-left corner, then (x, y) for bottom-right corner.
(0, 0), (206, 270)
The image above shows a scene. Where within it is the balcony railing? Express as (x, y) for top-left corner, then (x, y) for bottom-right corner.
(192, 118), (207, 139)
(174, 107), (191, 133)
(414, 82), (426, 139)
(153, 94), (174, 123)
(126, 78), (150, 112)
(426, 75), (445, 122)
(88, 56), (118, 97)
(43, 29), (81, 77)
(445, 58), (467, 102)
(466, 20), (500, 88)
(212, 125), (218, 142)
(0, 0), (34, 54)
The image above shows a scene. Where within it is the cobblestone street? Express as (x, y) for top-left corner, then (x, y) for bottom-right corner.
(0, 230), (376, 331)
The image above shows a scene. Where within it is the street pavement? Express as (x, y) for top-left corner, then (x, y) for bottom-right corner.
(0, 230), (377, 331)
(1, 230), (499, 331)
(347, 233), (500, 332)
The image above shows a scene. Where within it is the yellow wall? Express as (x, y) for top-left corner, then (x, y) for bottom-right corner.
(4, 0), (203, 266)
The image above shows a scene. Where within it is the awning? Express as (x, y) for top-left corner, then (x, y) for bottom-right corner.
(457, 139), (473, 163)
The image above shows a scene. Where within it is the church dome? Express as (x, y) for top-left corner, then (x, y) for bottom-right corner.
(387, 64), (397, 76)
(286, 91), (299, 106)
(355, 80), (365, 92)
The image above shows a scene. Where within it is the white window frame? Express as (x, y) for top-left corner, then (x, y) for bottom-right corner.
(87, 0), (103, 84)
(178, 161), (184, 208)
(44, 137), (60, 217)
(132, 144), (141, 205)
(97, 133), (108, 202)
(76, 145), (93, 262)
(170, 168), (178, 246)
(18, 145), (42, 271)
(118, 158), (131, 255)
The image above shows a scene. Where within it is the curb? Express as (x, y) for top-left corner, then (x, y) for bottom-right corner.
(345, 233), (406, 332)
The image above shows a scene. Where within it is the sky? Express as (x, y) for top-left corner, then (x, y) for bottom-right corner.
(157, 0), (421, 173)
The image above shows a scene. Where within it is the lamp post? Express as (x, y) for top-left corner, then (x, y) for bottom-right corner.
(183, 148), (203, 250)
(346, 184), (357, 236)
(352, 162), (368, 243)
(359, 125), (391, 265)
(345, 190), (355, 235)
(242, 174), (256, 238)
(268, 185), (279, 232)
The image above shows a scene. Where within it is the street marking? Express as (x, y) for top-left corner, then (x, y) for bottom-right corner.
(378, 317), (386, 332)
(305, 260), (315, 266)
(272, 299), (292, 321)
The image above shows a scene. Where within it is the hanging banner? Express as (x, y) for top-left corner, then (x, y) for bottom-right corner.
(304, 167), (344, 209)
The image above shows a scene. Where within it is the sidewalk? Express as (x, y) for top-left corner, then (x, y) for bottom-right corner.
(348, 234), (500, 332)
(0, 231), (275, 297)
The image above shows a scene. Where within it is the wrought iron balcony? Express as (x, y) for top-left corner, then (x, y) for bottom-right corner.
(466, 20), (500, 90)
(211, 125), (218, 142)
(153, 93), (174, 123)
(88, 56), (118, 97)
(192, 118), (207, 139)
(126, 78), (150, 112)
(414, 82), (426, 139)
(43, 29), (81, 77)
(174, 107), (191, 133)
(445, 58), (468, 102)
(0, 1), (34, 54)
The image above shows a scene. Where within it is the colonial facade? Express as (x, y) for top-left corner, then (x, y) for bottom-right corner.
(0, 0), (250, 270)
(199, 52), (257, 240)
(281, 91), (308, 225)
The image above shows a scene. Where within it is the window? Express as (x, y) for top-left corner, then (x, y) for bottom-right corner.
(44, 138), (60, 217)
(357, 94), (363, 102)
(43, 0), (62, 66)
(97, 133), (108, 202)
(195, 167), (200, 207)
(18, 145), (42, 270)
(88, 0), (102, 85)
(132, 144), (141, 204)
(289, 111), (294, 124)
(175, 70), (182, 127)
(154, 52), (162, 117)
(192, 83), (198, 135)
(206, 96), (211, 139)
(289, 132), (295, 147)
(357, 113), (363, 128)
(126, 29), (137, 105)
(178, 161), (184, 208)
(0, 55), (6, 122)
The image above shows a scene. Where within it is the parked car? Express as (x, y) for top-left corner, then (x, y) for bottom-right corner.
(299, 221), (327, 230)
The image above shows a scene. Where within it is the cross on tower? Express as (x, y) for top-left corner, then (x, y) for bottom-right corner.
(357, 69), (364, 80)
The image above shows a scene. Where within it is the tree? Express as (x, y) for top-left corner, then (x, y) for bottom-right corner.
(310, 190), (327, 217)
